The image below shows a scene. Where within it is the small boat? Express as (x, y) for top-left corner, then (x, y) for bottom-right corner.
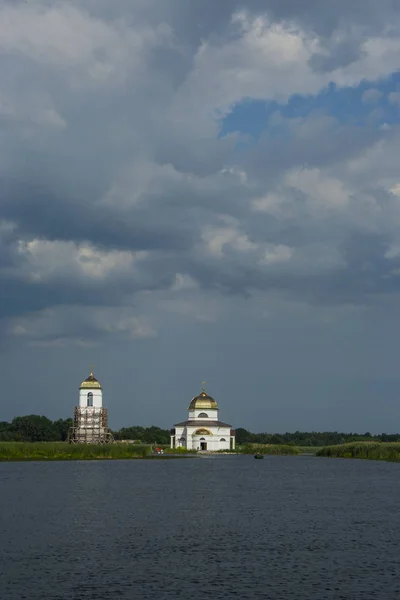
(254, 454), (264, 459)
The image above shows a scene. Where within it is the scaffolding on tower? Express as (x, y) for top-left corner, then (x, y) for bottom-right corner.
(68, 406), (114, 444)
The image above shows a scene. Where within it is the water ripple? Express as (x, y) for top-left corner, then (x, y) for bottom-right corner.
(1, 456), (400, 599)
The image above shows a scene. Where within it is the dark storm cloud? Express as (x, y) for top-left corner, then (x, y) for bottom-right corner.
(0, 0), (398, 327)
(2, 0), (400, 433)
(0, 178), (192, 253)
(81, 0), (399, 39)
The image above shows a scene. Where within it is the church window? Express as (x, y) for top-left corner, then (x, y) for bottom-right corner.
(198, 412), (209, 418)
(220, 438), (226, 441)
(87, 392), (93, 407)
(199, 437), (206, 441)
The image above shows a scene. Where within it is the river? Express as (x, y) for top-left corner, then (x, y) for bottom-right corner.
(1, 454), (399, 599)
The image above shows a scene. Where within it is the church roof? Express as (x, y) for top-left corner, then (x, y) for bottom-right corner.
(188, 385), (218, 410)
(79, 371), (102, 390)
(174, 419), (232, 428)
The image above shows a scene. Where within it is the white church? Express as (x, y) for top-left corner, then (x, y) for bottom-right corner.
(68, 369), (113, 444)
(170, 384), (236, 451)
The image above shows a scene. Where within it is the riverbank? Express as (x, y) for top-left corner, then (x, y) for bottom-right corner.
(220, 444), (301, 456)
(316, 442), (400, 462)
(0, 442), (162, 461)
(0, 441), (307, 461)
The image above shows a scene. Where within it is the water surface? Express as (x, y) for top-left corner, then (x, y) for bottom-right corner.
(1, 455), (400, 599)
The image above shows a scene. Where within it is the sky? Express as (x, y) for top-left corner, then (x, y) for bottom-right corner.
(1, 0), (400, 433)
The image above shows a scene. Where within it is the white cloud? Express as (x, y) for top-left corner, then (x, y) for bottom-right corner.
(101, 161), (250, 211)
(385, 244), (400, 259)
(171, 11), (400, 132)
(390, 183), (400, 197)
(1, 0), (400, 346)
(252, 168), (351, 222)
(201, 218), (257, 257)
(0, 3), (172, 84)
(285, 168), (350, 211)
(259, 244), (294, 265)
(170, 273), (199, 291)
(347, 135), (400, 192)
(252, 192), (283, 215)
(17, 239), (146, 282)
(388, 92), (400, 106)
(0, 90), (66, 129)
(361, 88), (383, 104)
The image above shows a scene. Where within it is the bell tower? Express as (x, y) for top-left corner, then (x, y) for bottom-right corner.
(79, 368), (103, 408)
(68, 368), (113, 444)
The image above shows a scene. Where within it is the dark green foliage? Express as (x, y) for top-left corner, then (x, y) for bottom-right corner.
(235, 428), (400, 447)
(0, 421), (14, 441)
(12, 415), (60, 442)
(0, 416), (73, 442)
(2, 415), (400, 448)
(114, 425), (170, 444)
(0, 416), (170, 444)
(316, 442), (400, 462)
(53, 418), (73, 441)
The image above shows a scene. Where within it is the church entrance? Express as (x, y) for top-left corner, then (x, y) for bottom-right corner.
(200, 441), (207, 450)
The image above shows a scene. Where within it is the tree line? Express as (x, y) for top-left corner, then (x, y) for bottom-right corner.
(0, 416), (172, 444)
(1, 415), (400, 445)
(0, 416), (73, 442)
(235, 428), (400, 446)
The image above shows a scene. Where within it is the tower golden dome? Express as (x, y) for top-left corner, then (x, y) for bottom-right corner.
(188, 383), (218, 410)
(79, 369), (102, 390)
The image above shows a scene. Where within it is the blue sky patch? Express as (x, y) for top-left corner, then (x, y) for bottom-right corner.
(219, 71), (400, 140)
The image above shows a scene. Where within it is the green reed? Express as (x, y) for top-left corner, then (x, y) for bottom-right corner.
(162, 447), (198, 454)
(316, 442), (400, 462)
(239, 444), (301, 455)
(0, 442), (151, 461)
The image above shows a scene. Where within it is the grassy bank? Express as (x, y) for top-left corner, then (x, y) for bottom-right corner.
(297, 446), (319, 454)
(162, 446), (198, 454)
(0, 442), (153, 461)
(316, 442), (400, 462)
(238, 444), (301, 456)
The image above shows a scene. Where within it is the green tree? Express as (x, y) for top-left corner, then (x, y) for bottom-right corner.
(11, 415), (57, 442)
(53, 418), (73, 441)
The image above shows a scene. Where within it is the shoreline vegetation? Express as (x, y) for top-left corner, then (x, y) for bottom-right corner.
(1, 416), (400, 463)
(0, 443), (199, 461)
(0, 441), (400, 462)
(0, 442), (153, 461)
(0, 442), (301, 461)
(234, 444), (301, 456)
(2, 415), (400, 448)
(316, 442), (400, 462)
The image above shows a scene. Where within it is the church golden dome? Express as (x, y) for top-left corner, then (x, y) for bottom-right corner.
(188, 384), (218, 410)
(79, 370), (102, 390)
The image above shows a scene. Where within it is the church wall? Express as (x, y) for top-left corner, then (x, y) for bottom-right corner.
(79, 388), (103, 408)
(191, 436), (230, 451)
(175, 425), (232, 450)
(174, 426), (188, 448)
(188, 409), (219, 420)
(173, 390), (236, 451)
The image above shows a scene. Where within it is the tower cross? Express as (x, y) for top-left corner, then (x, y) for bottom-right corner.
(201, 381), (206, 392)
